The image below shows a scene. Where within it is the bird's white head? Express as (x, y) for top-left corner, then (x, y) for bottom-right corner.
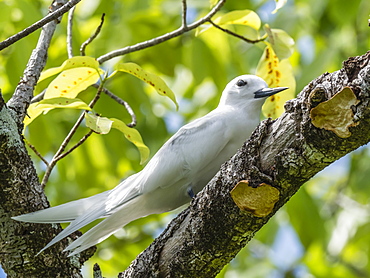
(218, 75), (288, 109)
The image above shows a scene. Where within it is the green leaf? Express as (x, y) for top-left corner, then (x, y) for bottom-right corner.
(212, 10), (261, 30)
(112, 63), (178, 109)
(84, 114), (150, 164)
(265, 24), (295, 60)
(39, 56), (101, 83)
(256, 44), (296, 119)
(111, 118), (150, 164)
(24, 98), (91, 129)
(85, 113), (113, 135)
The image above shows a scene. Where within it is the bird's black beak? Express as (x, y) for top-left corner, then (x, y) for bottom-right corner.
(254, 87), (288, 99)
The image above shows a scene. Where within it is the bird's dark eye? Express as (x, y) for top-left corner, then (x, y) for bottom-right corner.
(236, 79), (247, 87)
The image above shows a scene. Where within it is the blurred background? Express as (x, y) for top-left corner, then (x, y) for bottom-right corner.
(0, 0), (369, 277)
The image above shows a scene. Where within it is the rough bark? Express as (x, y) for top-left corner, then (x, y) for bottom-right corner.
(0, 1), (94, 277)
(119, 51), (370, 277)
(0, 94), (95, 278)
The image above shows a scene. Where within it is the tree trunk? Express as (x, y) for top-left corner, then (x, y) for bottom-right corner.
(0, 1), (93, 277)
(119, 51), (370, 277)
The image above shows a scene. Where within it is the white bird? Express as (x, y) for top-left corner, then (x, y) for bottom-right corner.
(13, 75), (287, 256)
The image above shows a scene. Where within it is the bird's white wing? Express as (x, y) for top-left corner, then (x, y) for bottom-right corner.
(137, 109), (233, 194)
(60, 110), (239, 255)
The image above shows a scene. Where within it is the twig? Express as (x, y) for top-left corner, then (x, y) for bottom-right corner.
(93, 263), (103, 278)
(25, 139), (49, 166)
(80, 13), (106, 56)
(97, 0), (226, 64)
(0, 0), (82, 51)
(181, 0), (188, 29)
(55, 130), (93, 161)
(92, 84), (137, 127)
(67, 5), (76, 58)
(41, 83), (105, 188)
(208, 19), (267, 44)
(31, 89), (46, 103)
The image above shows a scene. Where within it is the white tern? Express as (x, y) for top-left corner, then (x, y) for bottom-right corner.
(13, 75), (288, 256)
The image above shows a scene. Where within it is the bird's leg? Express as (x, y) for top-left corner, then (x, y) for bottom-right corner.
(187, 187), (195, 198)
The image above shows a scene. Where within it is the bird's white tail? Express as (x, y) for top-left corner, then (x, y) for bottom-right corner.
(65, 194), (150, 256)
(12, 175), (143, 254)
(12, 191), (110, 223)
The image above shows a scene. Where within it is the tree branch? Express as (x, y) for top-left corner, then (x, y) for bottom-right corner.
(67, 5), (76, 58)
(181, 0), (188, 29)
(92, 84), (137, 127)
(96, 0), (226, 64)
(119, 52), (370, 277)
(80, 13), (106, 56)
(208, 19), (267, 44)
(0, 0), (82, 51)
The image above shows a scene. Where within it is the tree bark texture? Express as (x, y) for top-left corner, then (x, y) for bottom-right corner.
(0, 93), (95, 277)
(119, 51), (370, 278)
(0, 1), (93, 277)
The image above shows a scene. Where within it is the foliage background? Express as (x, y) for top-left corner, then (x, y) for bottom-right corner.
(0, 0), (369, 277)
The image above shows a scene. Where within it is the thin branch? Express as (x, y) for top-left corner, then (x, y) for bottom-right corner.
(67, 5), (76, 58)
(92, 84), (137, 127)
(41, 84), (105, 188)
(0, 0), (82, 51)
(181, 0), (188, 29)
(93, 263), (103, 278)
(25, 139), (49, 166)
(30, 89), (46, 103)
(208, 19), (267, 44)
(80, 13), (106, 56)
(55, 130), (93, 161)
(97, 0), (226, 64)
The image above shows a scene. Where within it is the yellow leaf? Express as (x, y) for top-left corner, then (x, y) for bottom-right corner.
(111, 118), (150, 164)
(213, 9), (261, 30)
(265, 24), (295, 60)
(44, 67), (102, 99)
(113, 63), (178, 109)
(310, 87), (359, 138)
(256, 44), (296, 119)
(24, 98), (91, 128)
(272, 0), (287, 14)
(24, 103), (52, 128)
(37, 97), (91, 110)
(85, 113), (113, 135)
(84, 113), (150, 164)
(39, 56), (101, 82)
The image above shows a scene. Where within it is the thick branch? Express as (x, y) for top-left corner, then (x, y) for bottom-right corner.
(119, 52), (370, 277)
(0, 93), (93, 277)
(0, 1), (94, 276)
